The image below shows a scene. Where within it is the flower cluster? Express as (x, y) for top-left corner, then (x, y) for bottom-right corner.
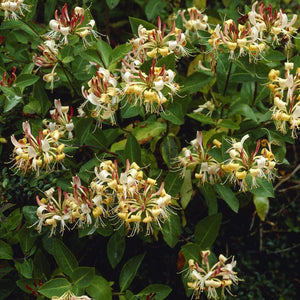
(82, 67), (119, 124)
(129, 16), (188, 62)
(221, 135), (277, 191)
(43, 99), (74, 139)
(35, 176), (96, 236)
(248, 1), (298, 49)
(0, 66), (16, 87)
(52, 291), (91, 300)
(268, 63), (300, 138)
(122, 58), (179, 113)
(46, 4), (99, 45)
(34, 159), (174, 237)
(177, 7), (210, 37)
(186, 250), (241, 300)
(91, 159), (174, 236)
(176, 131), (222, 185)
(10, 121), (66, 176)
(0, 0), (30, 20)
(33, 40), (59, 69)
(208, 1), (297, 61)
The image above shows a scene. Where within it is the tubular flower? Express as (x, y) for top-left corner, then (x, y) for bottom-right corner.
(43, 99), (74, 139)
(52, 291), (91, 300)
(0, 0), (30, 20)
(221, 135), (277, 191)
(82, 67), (120, 125)
(177, 7), (210, 37)
(268, 64), (300, 137)
(186, 250), (242, 300)
(46, 4), (100, 45)
(0, 66), (17, 87)
(34, 176), (98, 236)
(122, 58), (179, 113)
(91, 159), (174, 236)
(33, 39), (59, 69)
(248, 1), (298, 49)
(176, 131), (222, 185)
(129, 16), (188, 62)
(10, 121), (66, 176)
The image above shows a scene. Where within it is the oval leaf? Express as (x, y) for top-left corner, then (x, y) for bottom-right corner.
(39, 278), (71, 298)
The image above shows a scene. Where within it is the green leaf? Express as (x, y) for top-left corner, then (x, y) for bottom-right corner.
(39, 278), (71, 298)
(264, 49), (286, 61)
(160, 103), (184, 125)
(187, 113), (216, 125)
(156, 53), (176, 70)
(44, 0), (57, 22)
(181, 72), (214, 94)
(132, 121), (167, 143)
(125, 134), (141, 165)
(145, 0), (168, 20)
(180, 170), (193, 209)
(129, 17), (157, 36)
(53, 239), (78, 277)
(85, 127), (108, 149)
(119, 253), (145, 292)
(253, 195), (269, 221)
(229, 103), (258, 122)
(214, 184), (239, 212)
(137, 284), (172, 299)
(160, 134), (179, 167)
(106, 0), (120, 9)
(181, 243), (202, 262)
(107, 231), (125, 268)
(80, 49), (103, 65)
(194, 213), (222, 249)
(33, 80), (51, 117)
(18, 224), (37, 254)
(19, 259), (33, 279)
(74, 117), (93, 145)
(15, 74), (39, 89)
(164, 171), (183, 197)
(218, 119), (240, 130)
(71, 267), (95, 288)
(23, 97), (42, 115)
(161, 213), (181, 248)
(110, 44), (132, 65)
(199, 183), (218, 215)
(86, 275), (112, 300)
(97, 39), (112, 68)
(249, 177), (274, 198)
(0, 240), (13, 260)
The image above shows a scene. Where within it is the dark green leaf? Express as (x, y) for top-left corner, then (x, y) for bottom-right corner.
(160, 103), (184, 125)
(180, 170), (193, 209)
(214, 184), (239, 212)
(194, 213), (222, 249)
(119, 253), (145, 291)
(145, 0), (168, 20)
(97, 39), (112, 68)
(187, 113), (216, 125)
(218, 119), (240, 130)
(229, 103), (258, 122)
(106, 0), (120, 9)
(110, 44), (132, 64)
(71, 267), (95, 288)
(181, 72), (214, 94)
(39, 278), (71, 298)
(125, 134), (141, 165)
(129, 17), (157, 36)
(161, 213), (181, 248)
(44, 0), (57, 22)
(107, 231), (125, 268)
(199, 183), (218, 215)
(137, 284), (172, 299)
(249, 177), (274, 198)
(160, 134), (179, 167)
(18, 224), (37, 255)
(74, 117), (93, 145)
(15, 74), (39, 89)
(164, 171), (183, 197)
(86, 275), (112, 300)
(0, 240), (13, 260)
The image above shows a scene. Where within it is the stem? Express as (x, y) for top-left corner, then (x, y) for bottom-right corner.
(222, 61), (233, 97)
(252, 81), (258, 107)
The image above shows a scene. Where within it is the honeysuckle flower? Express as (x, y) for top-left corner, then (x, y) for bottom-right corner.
(82, 67), (120, 125)
(10, 121), (66, 176)
(33, 39), (59, 69)
(52, 291), (91, 300)
(248, 1), (298, 49)
(176, 131), (222, 185)
(222, 136), (277, 191)
(0, 66), (16, 87)
(185, 250), (242, 300)
(178, 7), (209, 37)
(91, 159), (174, 236)
(0, 0), (30, 20)
(43, 99), (74, 139)
(122, 58), (179, 113)
(46, 4), (100, 46)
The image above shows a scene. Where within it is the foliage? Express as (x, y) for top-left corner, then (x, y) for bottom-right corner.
(0, 0), (299, 299)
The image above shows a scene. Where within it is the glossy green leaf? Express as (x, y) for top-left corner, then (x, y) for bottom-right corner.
(125, 134), (141, 165)
(181, 242), (202, 262)
(0, 240), (13, 260)
(74, 117), (93, 145)
(137, 284), (172, 299)
(187, 113), (216, 125)
(164, 171), (183, 197)
(145, 0), (168, 20)
(15, 74), (39, 89)
(53, 239), (78, 277)
(218, 119), (240, 129)
(181, 72), (214, 94)
(199, 183), (218, 215)
(110, 44), (132, 64)
(71, 267), (95, 288)
(253, 195), (269, 221)
(119, 253), (145, 291)
(161, 213), (181, 248)
(18, 224), (37, 255)
(214, 184), (239, 212)
(107, 231), (125, 268)
(97, 39), (112, 68)
(180, 170), (193, 209)
(160, 103), (184, 125)
(39, 278), (71, 298)
(249, 177), (275, 198)
(160, 134), (179, 167)
(86, 275), (112, 300)
(194, 213), (222, 249)
(229, 103), (258, 122)
(19, 259), (33, 279)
